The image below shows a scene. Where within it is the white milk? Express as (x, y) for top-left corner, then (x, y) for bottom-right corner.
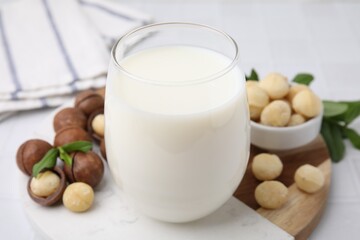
(105, 46), (250, 222)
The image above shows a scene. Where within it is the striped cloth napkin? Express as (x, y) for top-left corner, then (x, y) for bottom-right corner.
(0, 0), (152, 121)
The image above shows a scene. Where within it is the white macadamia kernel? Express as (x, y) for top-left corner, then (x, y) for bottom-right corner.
(30, 171), (60, 197)
(63, 182), (94, 212)
(260, 100), (291, 127)
(246, 85), (270, 120)
(292, 90), (322, 118)
(287, 114), (306, 126)
(92, 114), (104, 137)
(252, 153), (283, 181)
(255, 180), (288, 209)
(294, 164), (325, 193)
(259, 73), (290, 99)
(246, 80), (259, 88)
(287, 84), (309, 103)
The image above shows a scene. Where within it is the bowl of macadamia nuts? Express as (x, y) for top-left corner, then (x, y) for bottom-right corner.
(247, 72), (323, 150)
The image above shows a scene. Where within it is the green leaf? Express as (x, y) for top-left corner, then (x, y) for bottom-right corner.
(344, 128), (360, 150)
(32, 148), (59, 177)
(61, 141), (92, 153)
(245, 69), (259, 81)
(58, 147), (72, 166)
(342, 101), (360, 125)
(323, 101), (348, 118)
(292, 73), (314, 86)
(321, 119), (345, 162)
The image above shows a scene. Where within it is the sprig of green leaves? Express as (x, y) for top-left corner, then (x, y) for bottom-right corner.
(322, 100), (360, 161)
(245, 68), (360, 162)
(292, 73), (314, 86)
(32, 141), (93, 177)
(245, 69), (259, 81)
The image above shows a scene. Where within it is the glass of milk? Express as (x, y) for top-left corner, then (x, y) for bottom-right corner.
(105, 22), (250, 223)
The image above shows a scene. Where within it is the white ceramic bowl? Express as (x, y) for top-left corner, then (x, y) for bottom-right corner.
(250, 110), (323, 151)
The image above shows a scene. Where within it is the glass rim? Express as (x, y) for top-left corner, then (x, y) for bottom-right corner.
(111, 22), (240, 86)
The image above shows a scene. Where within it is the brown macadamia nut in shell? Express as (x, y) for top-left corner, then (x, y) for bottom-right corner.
(63, 182), (94, 212)
(54, 126), (92, 147)
(294, 164), (325, 193)
(259, 73), (290, 99)
(64, 151), (104, 188)
(255, 180), (288, 209)
(260, 100), (291, 127)
(252, 153), (283, 181)
(30, 171), (61, 197)
(95, 87), (105, 98)
(87, 108), (104, 142)
(247, 85), (270, 120)
(16, 139), (53, 176)
(292, 90), (322, 118)
(53, 107), (87, 132)
(75, 90), (104, 116)
(27, 167), (67, 206)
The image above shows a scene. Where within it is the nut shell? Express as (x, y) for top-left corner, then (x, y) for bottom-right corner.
(95, 87), (105, 98)
(75, 90), (104, 116)
(27, 167), (67, 206)
(100, 139), (107, 160)
(54, 126), (92, 147)
(16, 139), (53, 176)
(64, 151), (104, 188)
(87, 108), (104, 142)
(53, 107), (87, 132)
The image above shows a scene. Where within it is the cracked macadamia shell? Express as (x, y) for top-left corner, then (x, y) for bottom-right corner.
(260, 100), (291, 127)
(295, 164), (325, 193)
(255, 180), (288, 209)
(259, 73), (290, 99)
(292, 90), (322, 118)
(252, 153), (283, 181)
(247, 85), (270, 120)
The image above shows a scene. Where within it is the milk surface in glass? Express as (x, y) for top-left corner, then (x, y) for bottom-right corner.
(105, 45), (249, 222)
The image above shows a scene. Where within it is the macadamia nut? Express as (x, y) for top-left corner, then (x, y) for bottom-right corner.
(246, 80), (259, 88)
(247, 85), (270, 120)
(295, 164), (324, 193)
(30, 171), (60, 197)
(259, 73), (289, 99)
(255, 180), (288, 209)
(287, 84), (309, 103)
(91, 114), (104, 137)
(287, 114), (306, 126)
(292, 90), (322, 118)
(260, 100), (291, 127)
(63, 182), (94, 212)
(252, 153), (283, 180)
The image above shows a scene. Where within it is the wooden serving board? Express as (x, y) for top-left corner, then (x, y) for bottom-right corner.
(234, 135), (331, 240)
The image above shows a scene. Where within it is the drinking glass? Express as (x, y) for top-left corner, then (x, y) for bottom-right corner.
(105, 22), (250, 223)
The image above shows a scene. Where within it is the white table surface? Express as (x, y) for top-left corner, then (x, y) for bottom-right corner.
(1, 0), (360, 239)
